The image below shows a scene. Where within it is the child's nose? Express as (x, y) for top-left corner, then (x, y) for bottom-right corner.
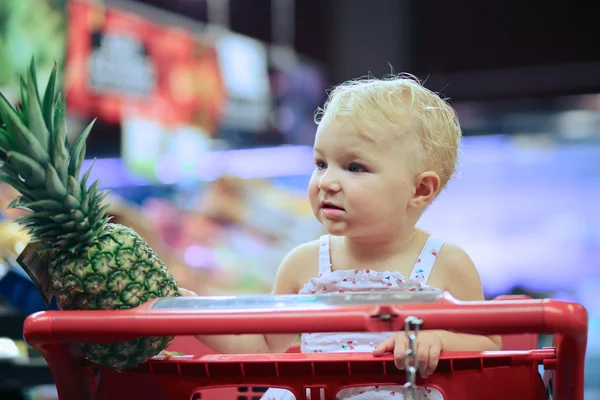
(318, 171), (341, 192)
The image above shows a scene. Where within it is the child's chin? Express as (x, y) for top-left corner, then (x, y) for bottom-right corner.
(323, 220), (349, 236)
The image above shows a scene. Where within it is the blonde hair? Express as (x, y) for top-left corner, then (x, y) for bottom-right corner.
(314, 74), (462, 190)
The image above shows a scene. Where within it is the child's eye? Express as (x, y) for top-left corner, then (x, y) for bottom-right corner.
(315, 160), (327, 170)
(348, 163), (367, 173)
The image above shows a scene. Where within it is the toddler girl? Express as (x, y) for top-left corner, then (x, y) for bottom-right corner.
(184, 74), (502, 399)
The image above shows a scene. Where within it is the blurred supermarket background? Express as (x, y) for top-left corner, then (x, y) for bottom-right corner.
(0, 0), (599, 398)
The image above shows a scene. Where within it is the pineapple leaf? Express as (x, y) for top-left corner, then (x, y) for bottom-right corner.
(26, 57), (50, 153)
(30, 223), (58, 234)
(0, 91), (49, 164)
(88, 203), (111, 222)
(37, 244), (55, 255)
(32, 226), (60, 237)
(7, 152), (46, 187)
(87, 187), (110, 215)
(97, 203), (111, 216)
(19, 77), (28, 125)
(14, 205), (35, 212)
(42, 62), (58, 133)
(0, 128), (15, 152)
(51, 214), (71, 223)
(79, 158), (96, 190)
(38, 233), (60, 242)
(56, 232), (80, 242)
(0, 136), (8, 152)
(0, 89), (18, 116)
(0, 173), (33, 194)
(60, 221), (77, 231)
(55, 239), (71, 248)
(13, 216), (31, 227)
(45, 164), (67, 199)
(51, 95), (68, 184)
(87, 179), (100, 201)
(6, 196), (24, 210)
(77, 230), (95, 244)
(97, 190), (110, 207)
(15, 212), (55, 226)
(18, 193), (33, 203)
(21, 211), (56, 220)
(71, 209), (85, 222)
(21, 199), (64, 213)
(80, 192), (90, 215)
(68, 118), (96, 179)
(31, 190), (52, 200)
(67, 176), (82, 200)
(64, 194), (79, 209)
(0, 163), (17, 181)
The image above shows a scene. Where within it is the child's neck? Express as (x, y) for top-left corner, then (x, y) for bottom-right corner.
(343, 227), (421, 263)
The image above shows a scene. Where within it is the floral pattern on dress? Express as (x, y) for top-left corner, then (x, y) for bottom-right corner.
(299, 269), (434, 297)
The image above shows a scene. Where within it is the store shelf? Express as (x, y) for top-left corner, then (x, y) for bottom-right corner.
(0, 357), (54, 392)
(0, 306), (28, 341)
(0, 306), (55, 393)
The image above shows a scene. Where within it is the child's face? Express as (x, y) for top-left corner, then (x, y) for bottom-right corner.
(308, 113), (418, 238)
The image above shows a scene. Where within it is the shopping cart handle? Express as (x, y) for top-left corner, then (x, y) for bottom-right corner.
(23, 292), (587, 343)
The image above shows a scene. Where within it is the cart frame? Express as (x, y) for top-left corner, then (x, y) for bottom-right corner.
(22, 292), (587, 400)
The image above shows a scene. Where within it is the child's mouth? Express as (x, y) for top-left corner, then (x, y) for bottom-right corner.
(321, 203), (345, 217)
(322, 203), (344, 211)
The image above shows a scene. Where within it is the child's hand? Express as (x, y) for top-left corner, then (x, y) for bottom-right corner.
(179, 288), (198, 297)
(372, 331), (443, 378)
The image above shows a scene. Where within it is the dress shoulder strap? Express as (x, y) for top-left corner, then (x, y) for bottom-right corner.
(318, 234), (332, 276)
(409, 235), (446, 284)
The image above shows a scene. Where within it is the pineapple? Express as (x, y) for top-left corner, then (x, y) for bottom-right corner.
(0, 58), (181, 370)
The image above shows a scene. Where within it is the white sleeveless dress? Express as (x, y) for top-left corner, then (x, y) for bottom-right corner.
(261, 235), (447, 400)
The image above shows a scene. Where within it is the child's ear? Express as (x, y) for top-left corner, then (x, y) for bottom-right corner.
(409, 171), (441, 208)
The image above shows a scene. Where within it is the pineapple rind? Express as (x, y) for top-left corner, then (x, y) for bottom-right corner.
(50, 224), (179, 369)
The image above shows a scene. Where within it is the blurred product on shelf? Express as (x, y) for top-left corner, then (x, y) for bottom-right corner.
(142, 176), (323, 295)
(0, 185), (51, 315)
(121, 114), (214, 184)
(0, 217), (29, 256)
(65, 0), (226, 132)
(0, 213), (55, 315)
(215, 32), (272, 134)
(0, 219), (30, 272)
(269, 61), (327, 147)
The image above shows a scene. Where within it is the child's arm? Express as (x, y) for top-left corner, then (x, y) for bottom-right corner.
(190, 242), (317, 354)
(432, 244), (502, 351)
(373, 243), (501, 377)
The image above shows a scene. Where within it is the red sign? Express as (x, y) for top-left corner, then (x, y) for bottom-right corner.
(65, 0), (226, 134)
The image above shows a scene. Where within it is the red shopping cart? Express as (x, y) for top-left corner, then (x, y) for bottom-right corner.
(22, 291), (587, 400)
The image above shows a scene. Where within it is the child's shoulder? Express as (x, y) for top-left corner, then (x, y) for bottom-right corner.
(434, 241), (485, 300)
(271, 239), (322, 294)
(284, 239), (322, 266)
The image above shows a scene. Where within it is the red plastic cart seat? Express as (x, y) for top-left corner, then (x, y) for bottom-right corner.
(93, 349), (550, 400)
